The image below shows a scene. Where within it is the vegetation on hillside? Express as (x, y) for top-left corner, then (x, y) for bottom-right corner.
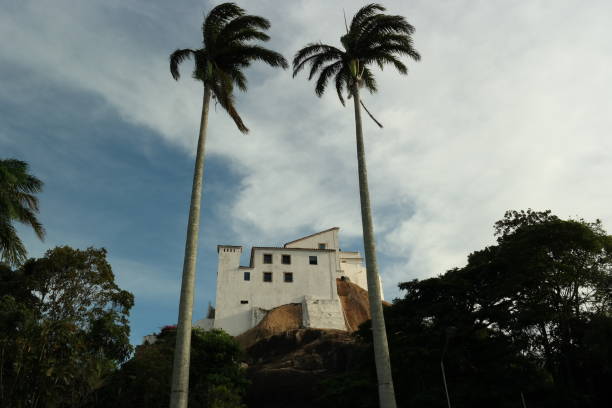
(94, 328), (248, 408)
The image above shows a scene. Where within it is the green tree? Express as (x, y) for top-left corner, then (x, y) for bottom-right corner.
(96, 328), (247, 408)
(380, 210), (610, 407)
(292, 4), (420, 407)
(0, 159), (45, 267)
(168, 4), (286, 407)
(0, 246), (134, 408)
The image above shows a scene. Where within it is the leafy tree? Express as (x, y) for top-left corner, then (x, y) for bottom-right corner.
(168, 4), (287, 407)
(292, 4), (420, 407)
(95, 328), (247, 408)
(331, 210), (611, 407)
(0, 158), (45, 266)
(0, 246), (134, 408)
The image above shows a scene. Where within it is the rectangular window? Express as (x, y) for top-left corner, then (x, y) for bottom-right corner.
(284, 272), (293, 283)
(282, 254), (291, 265)
(243, 271), (250, 281)
(309, 256), (318, 265)
(263, 272), (272, 282)
(318, 243), (326, 249)
(263, 254), (273, 264)
(240, 300), (248, 304)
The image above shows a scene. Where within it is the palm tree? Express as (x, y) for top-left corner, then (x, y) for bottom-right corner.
(293, 4), (420, 407)
(168, 3), (287, 408)
(0, 159), (45, 267)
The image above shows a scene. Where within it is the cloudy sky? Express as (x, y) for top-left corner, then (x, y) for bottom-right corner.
(2, 0), (611, 344)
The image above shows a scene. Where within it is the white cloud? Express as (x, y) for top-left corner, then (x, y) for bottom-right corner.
(2, 0), (612, 299)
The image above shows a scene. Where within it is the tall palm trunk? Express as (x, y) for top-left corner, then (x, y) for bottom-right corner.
(170, 85), (212, 408)
(352, 84), (397, 408)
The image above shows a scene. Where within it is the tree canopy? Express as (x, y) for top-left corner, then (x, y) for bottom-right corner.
(342, 210), (612, 408)
(95, 327), (248, 408)
(0, 246), (134, 408)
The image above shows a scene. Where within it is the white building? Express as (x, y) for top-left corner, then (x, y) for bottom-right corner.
(204, 227), (380, 336)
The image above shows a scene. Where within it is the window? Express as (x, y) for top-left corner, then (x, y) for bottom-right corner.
(240, 300), (248, 304)
(284, 272), (293, 283)
(263, 272), (272, 282)
(243, 271), (250, 281)
(282, 254), (291, 265)
(318, 243), (326, 249)
(309, 256), (318, 265)
(263, 254), (272, 264)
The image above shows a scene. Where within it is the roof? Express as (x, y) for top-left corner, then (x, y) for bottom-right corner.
(283, 227), (339, 247)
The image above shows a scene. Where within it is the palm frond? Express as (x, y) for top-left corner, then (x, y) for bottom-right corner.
(203, 3), (244, 47)
(307, 51), (343, 80)
(350, 3), (385, 34)
(169, 49), (196, 80)
(360, 100), (383, 128)
(191, 49), (210, 82)
(225, 28), (270, 44)
(335, 67), (351, 105)
(292, 43), (343, 76)
(373, 53), (408, 74)
(227, 67), (248, 91)
(315, 61), (343, 97)
(210, 72), (249, 133)
(360, 14), (415, 38)
(219, 15), (270, 42)
(13, 206), (45, 240)
(0, 218), (27, 266)
(230, 45), (288, 69)
(361, 66), (377, 93)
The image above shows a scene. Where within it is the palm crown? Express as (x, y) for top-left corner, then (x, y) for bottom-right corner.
(0, 159), (44, 266)
(170, 2), (288, 133)
(293, 3), (420, 106)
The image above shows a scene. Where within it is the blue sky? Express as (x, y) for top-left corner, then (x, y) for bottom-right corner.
(2, 0), (612, 344)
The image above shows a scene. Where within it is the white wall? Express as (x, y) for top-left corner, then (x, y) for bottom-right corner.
(214, 245), (340, 336)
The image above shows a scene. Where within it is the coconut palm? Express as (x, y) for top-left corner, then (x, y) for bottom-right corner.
(292, 4), (420, 407)
(168, 3), (287, 407)
(0, 159), (45, 267)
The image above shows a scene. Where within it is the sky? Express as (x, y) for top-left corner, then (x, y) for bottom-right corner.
(1, 0), (611, 345)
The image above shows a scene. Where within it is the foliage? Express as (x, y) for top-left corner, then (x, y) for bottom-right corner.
(169, 2), (288, 133)
(95, 328), (248, 408)
(0, 158), (45, 266)
(325, 210), (612, 408)
(0, 246), (134, 408)
(292, 3), (420, 107)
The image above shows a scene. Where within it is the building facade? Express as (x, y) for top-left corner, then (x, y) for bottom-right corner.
(208, 227), (378, 336)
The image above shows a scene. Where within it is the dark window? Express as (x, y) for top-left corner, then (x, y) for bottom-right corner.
(263, 254), (272, 264)
(240, 300), (248, 304)
(243, 271), (250, 281)
(263, 272), (272, 282)
(284, 272), (293, 283)
(282, 254), (291, 264)
(318, 243), (326, 249)
(309, 256), (318, 265)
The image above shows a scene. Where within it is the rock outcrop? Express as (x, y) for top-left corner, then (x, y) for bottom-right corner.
(239, 279), (381, 407)
(244, 328), (369, 408)
(236, 279), (374, 349)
